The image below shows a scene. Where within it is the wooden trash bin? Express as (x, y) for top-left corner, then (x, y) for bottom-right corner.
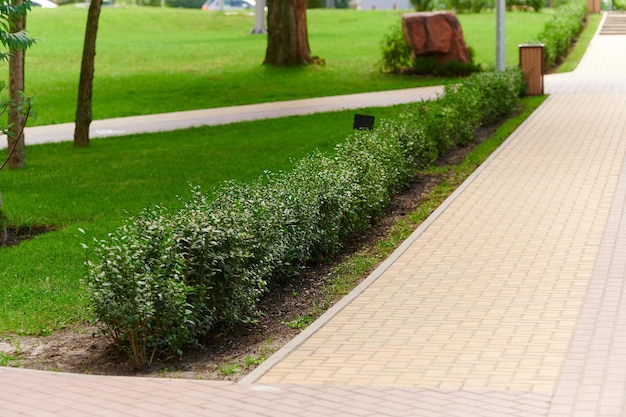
(519, 44), (544, 96)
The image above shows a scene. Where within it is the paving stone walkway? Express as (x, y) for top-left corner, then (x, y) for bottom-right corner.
(2, 12), (626, 417)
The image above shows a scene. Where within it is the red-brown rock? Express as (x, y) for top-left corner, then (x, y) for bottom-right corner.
(402, 12), (471, 64)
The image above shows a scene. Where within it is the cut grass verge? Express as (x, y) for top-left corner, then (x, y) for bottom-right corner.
(554, 12), (602, 73)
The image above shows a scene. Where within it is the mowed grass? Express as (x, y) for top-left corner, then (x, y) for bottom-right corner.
(13, 7), (552, 126)
(0, 8), (570, 334)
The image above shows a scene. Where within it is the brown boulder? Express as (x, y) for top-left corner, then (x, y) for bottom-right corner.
(402, 12), (471, 64)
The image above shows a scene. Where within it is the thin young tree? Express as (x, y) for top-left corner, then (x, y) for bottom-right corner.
(264, 0), (313, 66)
(1, 0), (34, 169)
(0, 0), (34, 244)
(74, 0), (103, 147)
(7, 0), (26, 169)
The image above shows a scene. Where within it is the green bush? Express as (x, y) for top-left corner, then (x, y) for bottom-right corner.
(535, 0), (587, 67)
(86, 68), (524, 366)
(379, 24), (413, 73)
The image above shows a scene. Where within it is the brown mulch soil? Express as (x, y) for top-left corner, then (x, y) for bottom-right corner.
(1, 124), (498, 380)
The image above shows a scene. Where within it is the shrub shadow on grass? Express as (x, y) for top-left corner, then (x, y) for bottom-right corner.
(1, 225), (57, 248)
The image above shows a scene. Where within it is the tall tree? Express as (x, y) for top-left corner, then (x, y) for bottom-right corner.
(74, 0), (103, 147)
(264, 0), (313, 66)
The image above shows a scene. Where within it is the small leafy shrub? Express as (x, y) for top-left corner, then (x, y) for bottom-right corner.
(86, 68), (525, 366)
(534, 0), (587, 68)
(380, 24), (412, 73)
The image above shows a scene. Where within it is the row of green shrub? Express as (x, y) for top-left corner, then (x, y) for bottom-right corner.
(535, 0), (587, 67)
(86, 68), (525, 367)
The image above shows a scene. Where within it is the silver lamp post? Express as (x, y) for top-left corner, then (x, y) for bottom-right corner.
(496, 0), (505, 71)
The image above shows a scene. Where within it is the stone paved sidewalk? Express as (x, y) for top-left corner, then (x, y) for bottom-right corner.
(3, 12), (626, 417)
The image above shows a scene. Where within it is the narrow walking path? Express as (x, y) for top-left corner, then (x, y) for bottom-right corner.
(0, 86), (443, 149)
(3, 13), (626, 417)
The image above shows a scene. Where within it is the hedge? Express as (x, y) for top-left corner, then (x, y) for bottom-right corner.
(86, 68), (525, 367)
(536, 0), (587, 68)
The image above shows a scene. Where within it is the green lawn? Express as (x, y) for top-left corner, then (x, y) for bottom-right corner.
(13, 7), (551, 126)
(0, 7), (580, 335)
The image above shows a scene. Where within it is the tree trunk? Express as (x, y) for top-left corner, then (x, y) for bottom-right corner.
(264, 0), (312, 66)
(7, 10), (25, 169)
(74, 0), (103, 148)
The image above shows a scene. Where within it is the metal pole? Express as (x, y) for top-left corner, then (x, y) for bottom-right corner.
(496, 0), (505, 71)
(250, 0), (267, 34)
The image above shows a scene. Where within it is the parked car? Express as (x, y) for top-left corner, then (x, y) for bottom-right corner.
(31, 0), (58, 7)
(201, 0), (255, 10)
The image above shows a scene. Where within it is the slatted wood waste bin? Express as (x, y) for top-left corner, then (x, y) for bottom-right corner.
(519, 44), (544, 96)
